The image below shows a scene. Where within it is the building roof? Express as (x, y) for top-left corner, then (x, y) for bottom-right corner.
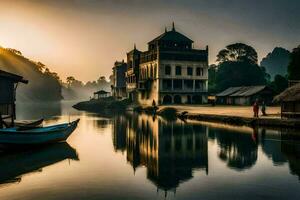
(127, 44), (141, 55)
(94, 90), (109, 95)
(230, 86), (266, 97)
(148, 26), (193, 44)
(217, 86), (268, 97)
(273, 83), (300, 102)
(0, 70), (28, 84)
(113, 61), (127, 69)
(216, 87), (242, 97)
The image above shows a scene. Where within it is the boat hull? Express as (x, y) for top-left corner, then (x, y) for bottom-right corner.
(0, 119), (79, 145)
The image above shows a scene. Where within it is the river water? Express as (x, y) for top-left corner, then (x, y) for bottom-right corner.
(0, 102), (299, 200)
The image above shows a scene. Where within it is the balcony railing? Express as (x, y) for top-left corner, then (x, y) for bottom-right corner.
(161, 87), (207, 93)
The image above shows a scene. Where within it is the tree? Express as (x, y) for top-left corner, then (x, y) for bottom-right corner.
(217, 43), (258, 64)
(288, 45), (300, 80)
(216, 61), (267, 91)
(208, 64), (218, 93)
(66, 76), (75, 87)
(37, 62), (46, 72)
(215, 43), (267, 92)
(260, 47), (290, 80)
(6, 48), (22, 56)
(268, 74), (288, 94)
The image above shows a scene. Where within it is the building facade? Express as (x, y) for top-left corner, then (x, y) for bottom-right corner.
(126, 46), (141, 101)
(112, 60), (127, 99)
(126, 24), (209, 105)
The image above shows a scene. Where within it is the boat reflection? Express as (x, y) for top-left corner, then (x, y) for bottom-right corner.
(0, 142), (79, 186)
(112, 114), (300, 191)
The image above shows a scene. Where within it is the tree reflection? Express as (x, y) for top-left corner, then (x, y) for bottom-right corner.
(208, 127), (258, 171)
(282, 141), (300, 180)
(260, 128), (300, 180)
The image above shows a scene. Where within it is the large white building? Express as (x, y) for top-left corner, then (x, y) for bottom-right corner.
(126, 24), (209, 105)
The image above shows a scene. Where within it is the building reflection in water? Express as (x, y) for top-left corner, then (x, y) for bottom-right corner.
(112, 114), (300, 193)
(0, 143), (79, 186)
(113, 114), (208, 192)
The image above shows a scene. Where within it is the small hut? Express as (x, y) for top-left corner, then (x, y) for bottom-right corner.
(273, 83), (300, 118)
(216, 86), (274, 105)
(93, 90), (110, 99)
(0, 70), (28, 127)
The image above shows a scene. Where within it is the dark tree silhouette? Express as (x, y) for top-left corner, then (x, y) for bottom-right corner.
(0, 46), (62, 101)
(288, 45), (300, 80)
(268, 74), (288, 94)
(217, 43), (258, 64)
(208, 64), (218, 93)
(214, 43), (268, 92)
(260, 47), (290, 80)
(216, 61), (267, 91)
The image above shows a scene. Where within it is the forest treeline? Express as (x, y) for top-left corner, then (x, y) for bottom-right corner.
(0, 46), (111, 102)
(62, 76), (111, 100)
(208, 43), (300, 94)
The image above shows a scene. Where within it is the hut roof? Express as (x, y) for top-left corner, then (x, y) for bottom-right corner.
(273, 83), (300, 102)
(94, 90), (109, 95)
(0, 70), (28, 84)
(216, 87), (242, 97)
(230, 86), (266, 97)
(217, 86), (268, 97)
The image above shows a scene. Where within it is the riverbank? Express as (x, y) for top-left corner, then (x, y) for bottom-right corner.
(161, 105), (281, 118)
(174, 105), (300, 128)
(185, 113), (300, 128)
(73, 100), (300, 128)
(158, 105), (300, 128)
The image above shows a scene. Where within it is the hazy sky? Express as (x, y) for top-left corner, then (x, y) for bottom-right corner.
(0, 0), (299, 82)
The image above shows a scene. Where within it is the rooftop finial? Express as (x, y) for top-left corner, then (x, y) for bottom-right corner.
(134, 43), (136, 50)
(165, 26), (167, 33)
(172, 22), (175, 31)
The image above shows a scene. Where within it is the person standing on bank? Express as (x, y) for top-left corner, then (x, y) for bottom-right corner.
(261, 101), (267, 116)
(253, 100), (259, 118)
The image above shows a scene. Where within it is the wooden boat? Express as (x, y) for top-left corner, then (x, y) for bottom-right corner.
(0, 119), (79, 145)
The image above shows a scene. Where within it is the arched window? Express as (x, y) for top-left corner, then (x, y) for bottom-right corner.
(192, 95), (202, 104)
(150, 65), (153, 78)
(174, 95), (182, 104)
(163, 95), (172, 104)
(186, 95), (192, 104)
